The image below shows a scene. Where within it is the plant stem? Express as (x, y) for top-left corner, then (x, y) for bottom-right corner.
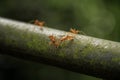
(0, 17), (120, 80)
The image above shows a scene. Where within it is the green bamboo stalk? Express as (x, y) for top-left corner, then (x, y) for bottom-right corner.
(0, 17), (120, 80)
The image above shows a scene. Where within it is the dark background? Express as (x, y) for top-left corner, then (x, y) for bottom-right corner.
(0, 0), (120, 80)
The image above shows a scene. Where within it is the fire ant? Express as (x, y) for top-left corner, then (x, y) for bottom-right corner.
(34, 19), (45, 30)
(49, 35), (56, 43)
(48, 28), (80, 48)
(48, 35), (60, 48)
(70, 28), (86, 35)
(48, 34), (74, 48)
(60, 35), (74, 42)
(70, 28), (79, 34)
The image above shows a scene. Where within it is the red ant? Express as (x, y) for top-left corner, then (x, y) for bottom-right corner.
(34, 19), (45, 30)
(60, 35), (74, 42)
(70, 28), (79, 34)
(49, 35), (60, 48)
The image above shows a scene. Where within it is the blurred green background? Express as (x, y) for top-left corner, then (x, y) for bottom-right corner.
(0, 0), (120, 80)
